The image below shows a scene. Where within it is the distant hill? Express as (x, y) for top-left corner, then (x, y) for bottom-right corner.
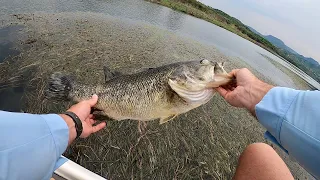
(304, 57), (320, 66)
(264, 35), (298, 55)
(248, 26), (319, 66)
(247, 26), (263, 37)
(248, 26), (297, 54)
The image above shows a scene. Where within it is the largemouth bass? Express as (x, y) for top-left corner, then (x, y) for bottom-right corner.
(46, 60), (233, 124)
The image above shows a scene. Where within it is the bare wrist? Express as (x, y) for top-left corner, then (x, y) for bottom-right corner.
(246, 80), (273, 116)
(59, 114), (77, 145)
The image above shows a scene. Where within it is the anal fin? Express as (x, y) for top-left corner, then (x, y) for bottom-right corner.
(159, 114), (178, 124)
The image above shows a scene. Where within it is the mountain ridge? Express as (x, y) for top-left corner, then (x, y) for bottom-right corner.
(247, 26), (319, 66)
(264, 35), (298, 55)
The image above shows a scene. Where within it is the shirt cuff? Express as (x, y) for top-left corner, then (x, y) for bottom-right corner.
(255, 87), (299, 143)
(40, 114), (69, 164)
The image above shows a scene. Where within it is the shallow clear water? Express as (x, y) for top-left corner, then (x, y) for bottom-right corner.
(0, 0), (319, 89)
(0, 26), (21, 62)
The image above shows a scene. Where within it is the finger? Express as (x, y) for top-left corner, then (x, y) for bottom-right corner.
(88, 114), (94, 119)
(226, 83), (237, 90)
(86, 94), (98, 107)
(89, 118), (96, 125)
(224, 89), (237, 101)
(92, 122), (106, 133)
(215, 87), (228, 98)
(229, 69), (240, 77)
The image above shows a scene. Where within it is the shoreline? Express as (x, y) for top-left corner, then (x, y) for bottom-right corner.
(146, 0), (320, 84)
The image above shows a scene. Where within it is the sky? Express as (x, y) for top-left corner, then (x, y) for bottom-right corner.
(199, 0), (320, 62)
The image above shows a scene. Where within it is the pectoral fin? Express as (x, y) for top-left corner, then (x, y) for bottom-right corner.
(159, 114), (178, 124)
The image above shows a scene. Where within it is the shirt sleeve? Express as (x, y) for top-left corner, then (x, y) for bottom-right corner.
(255, 87), (320, 179)
(0, 111), (69, 180)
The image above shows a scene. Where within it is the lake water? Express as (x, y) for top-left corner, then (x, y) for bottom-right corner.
(1, 0), (319, 89)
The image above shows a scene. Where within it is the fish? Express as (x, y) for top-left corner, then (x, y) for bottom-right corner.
(46, 59), (233, 124)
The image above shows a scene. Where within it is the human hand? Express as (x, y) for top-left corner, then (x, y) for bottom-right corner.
(60, 94), (106, 144)
(215, 68), (273, 115)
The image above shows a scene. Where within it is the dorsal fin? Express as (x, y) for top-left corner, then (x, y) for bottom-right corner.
(132, 67), (154, 73)
(103, 66), (122, 82)
(103, 67), (154, 82)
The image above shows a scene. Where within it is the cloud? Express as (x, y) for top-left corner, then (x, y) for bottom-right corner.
(199, 0), (320, 61)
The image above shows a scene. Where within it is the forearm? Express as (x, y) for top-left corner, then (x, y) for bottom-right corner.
(255, 88), (320, 179)
(0, 111), (69, 179)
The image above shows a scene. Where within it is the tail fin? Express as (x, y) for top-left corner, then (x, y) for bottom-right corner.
(45, 72), (74, 100)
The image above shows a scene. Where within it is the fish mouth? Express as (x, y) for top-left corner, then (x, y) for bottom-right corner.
(205, 74), (235, 88)
(169, 73), (234, 92)
(168, 73), (234, 103)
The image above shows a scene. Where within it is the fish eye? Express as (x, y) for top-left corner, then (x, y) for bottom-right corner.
(200, 59), (210, 64)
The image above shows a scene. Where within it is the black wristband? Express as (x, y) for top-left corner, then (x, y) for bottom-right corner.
(63, 111), (83, 139)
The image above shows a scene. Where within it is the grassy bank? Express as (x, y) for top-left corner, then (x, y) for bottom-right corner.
(146, 0), (320, 84)
(260, 53), (311, 90)
(146, 0), (277, 51)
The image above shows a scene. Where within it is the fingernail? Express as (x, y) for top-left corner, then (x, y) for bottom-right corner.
(92, 94), (98, 99)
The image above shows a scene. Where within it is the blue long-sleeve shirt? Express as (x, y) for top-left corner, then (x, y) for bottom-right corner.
(0, 87), (319, 179)
(256, 87), (320, 179)
(0, 112), (69, 180)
